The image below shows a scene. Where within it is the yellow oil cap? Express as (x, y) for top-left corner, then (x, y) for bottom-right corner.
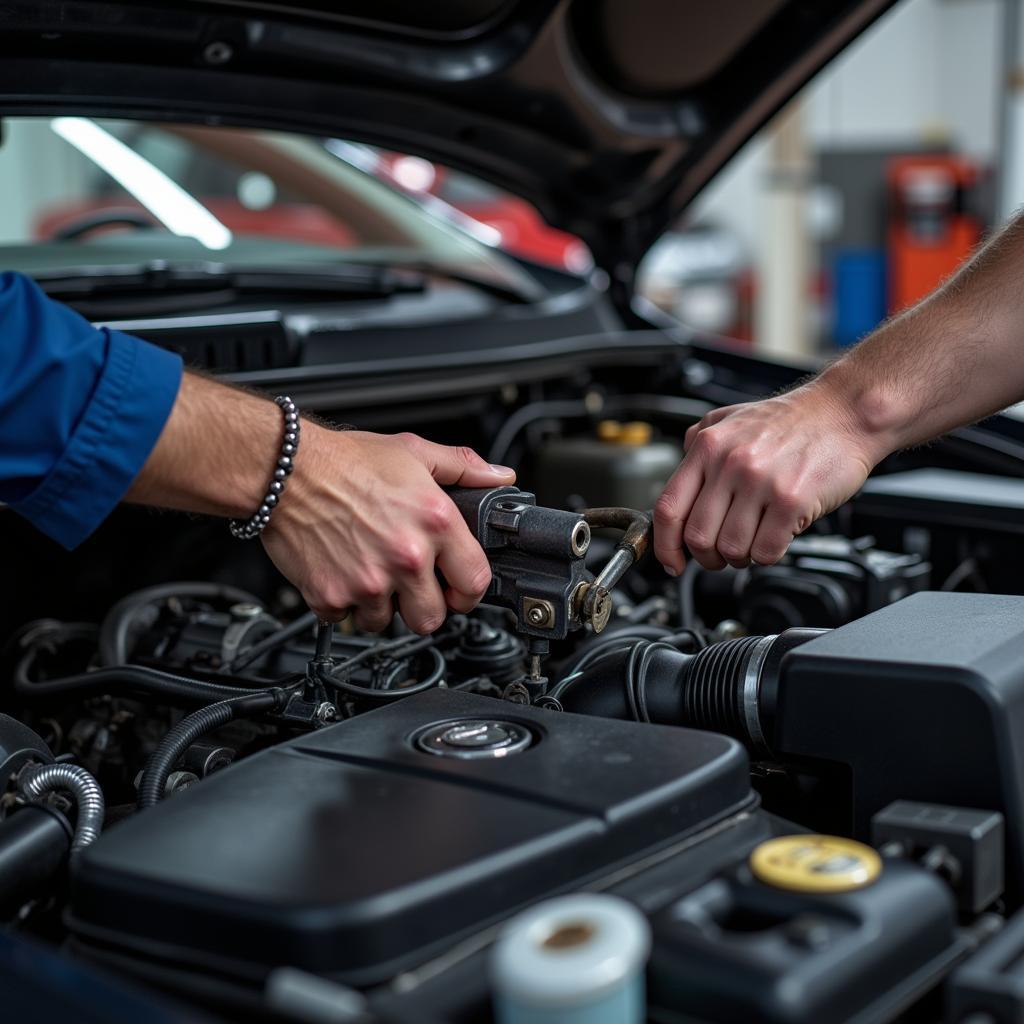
(596, 419), (652, 445)
(619, 421), (652, 445)
(749, 835), (882, 893)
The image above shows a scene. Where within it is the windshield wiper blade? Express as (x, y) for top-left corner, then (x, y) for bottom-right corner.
(379, 258), (542, 304)
(33, 261), (426, 301)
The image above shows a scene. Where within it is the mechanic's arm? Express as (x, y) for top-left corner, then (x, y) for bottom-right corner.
(127, 372), (515, 631)
(0, 270), (513, 632)
(655, 212), (1024, 573)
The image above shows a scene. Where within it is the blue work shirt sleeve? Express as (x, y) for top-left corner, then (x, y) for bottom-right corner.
(0, 271), (183, 549)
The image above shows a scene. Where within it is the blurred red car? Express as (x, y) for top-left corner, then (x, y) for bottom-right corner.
(376, 152), (593, 273)
(34, 124), (592, 275)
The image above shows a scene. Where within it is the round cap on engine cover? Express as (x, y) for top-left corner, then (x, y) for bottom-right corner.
(415, 719), (532, 759)
(750, 835), (882, 893)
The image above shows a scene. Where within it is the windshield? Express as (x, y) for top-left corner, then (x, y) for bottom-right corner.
(0, 117), (537, 294)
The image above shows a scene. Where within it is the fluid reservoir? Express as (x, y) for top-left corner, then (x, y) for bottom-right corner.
(491, 893), (651, 1024)
(533, 421), (682, 510)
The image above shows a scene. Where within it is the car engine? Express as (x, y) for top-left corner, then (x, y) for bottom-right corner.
(3, 415), (1024, 1024)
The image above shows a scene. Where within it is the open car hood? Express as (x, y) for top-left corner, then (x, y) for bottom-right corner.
(0, 0), (896, 274)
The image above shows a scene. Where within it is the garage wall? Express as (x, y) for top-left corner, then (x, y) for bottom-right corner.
(691, 0), (1003, 263)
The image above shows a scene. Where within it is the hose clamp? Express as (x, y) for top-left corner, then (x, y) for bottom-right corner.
(742, 634), (777, 758)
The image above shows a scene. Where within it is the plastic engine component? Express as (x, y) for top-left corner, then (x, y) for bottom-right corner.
(773, 592), (1024, 906)
(871, 800), (1005, 914)
(649, 856), (959, 1023)
(68, 689), (751, 988)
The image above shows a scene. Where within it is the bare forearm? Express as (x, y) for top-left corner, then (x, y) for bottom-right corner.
(654, 213), (1024, 575)
(815, 213), (1024, 456)
(125, 371), (284, 517)
(124, 369), (515, 630)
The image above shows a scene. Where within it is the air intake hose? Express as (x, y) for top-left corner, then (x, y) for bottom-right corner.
(558, 628), (825, 756)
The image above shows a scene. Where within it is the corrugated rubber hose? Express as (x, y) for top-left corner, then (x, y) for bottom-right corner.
(138, 689), (287, 809)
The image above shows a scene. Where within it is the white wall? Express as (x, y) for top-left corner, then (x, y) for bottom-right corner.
(807, 0), (943, 149)
(934, 0), (1003, 160)
(998, 0), (1024, 217)
(690, 0), (1004, 264)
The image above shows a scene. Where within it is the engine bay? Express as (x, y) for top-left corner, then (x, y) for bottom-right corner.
(5, 395), (1024, 1024)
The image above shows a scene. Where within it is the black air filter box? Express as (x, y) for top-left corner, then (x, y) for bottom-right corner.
(773, 592), (1024, 905)
(69, 689), (750, 986)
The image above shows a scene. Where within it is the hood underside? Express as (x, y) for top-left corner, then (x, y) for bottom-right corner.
(0, 0), (896, 271)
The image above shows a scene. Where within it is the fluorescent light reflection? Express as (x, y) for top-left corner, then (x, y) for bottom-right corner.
(50, 117), (232, 250)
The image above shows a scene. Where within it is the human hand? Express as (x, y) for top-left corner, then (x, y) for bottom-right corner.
(653, 385), (881, 573)
(263, 428), (515, 631)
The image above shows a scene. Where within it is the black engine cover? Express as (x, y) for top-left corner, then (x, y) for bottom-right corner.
(68, 689), (751, 986)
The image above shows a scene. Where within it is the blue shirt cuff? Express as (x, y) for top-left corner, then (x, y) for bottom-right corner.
(12, 329), (183, 549)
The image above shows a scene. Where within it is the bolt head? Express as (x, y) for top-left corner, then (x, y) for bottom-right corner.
(315, 702), (337, 724)
(203, 40), (234, 65)
(590, 589), (613, 634)
(502, 683), (531, 705)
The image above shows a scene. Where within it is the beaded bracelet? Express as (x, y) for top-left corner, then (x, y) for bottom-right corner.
(228, 396), (300, 540)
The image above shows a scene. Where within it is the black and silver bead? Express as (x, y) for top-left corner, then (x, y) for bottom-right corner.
(229, 395), (301, 540)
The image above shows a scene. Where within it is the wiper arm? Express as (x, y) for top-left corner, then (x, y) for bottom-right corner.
(380, 258), (542, 304)
(33, 261), (426, 301)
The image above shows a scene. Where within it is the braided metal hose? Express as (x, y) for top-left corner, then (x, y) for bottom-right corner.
(18, 762), (105, 850)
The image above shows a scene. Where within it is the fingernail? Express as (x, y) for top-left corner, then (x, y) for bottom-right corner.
(664, 566), (680, 578)
(489, 464), (514, 474)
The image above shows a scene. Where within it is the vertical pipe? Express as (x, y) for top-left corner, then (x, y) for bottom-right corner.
(998, 0), (1023, 221)
(757, 99), (814, 357)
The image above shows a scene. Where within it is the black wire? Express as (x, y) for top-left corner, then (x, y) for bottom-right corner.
(560, 625), (704, 683)
(331, 633), (438, 677)
(98, 582), (260, 666)
(315, 662), (442, 703)
(378, 648), (446, 693)
(549, 630), (705, 704)
(310, 625), (456, 702)
(672, 627), (709, 651)
(14, 656), (275, 704)
(561, 627), (673, 679)
(624, 642), (644, 721)
(940, 556), (989, 593)
(624, 596), (670, 624)
(229, 610), (318, 671)
(678, 561), (701, 628)
(8, 619), (98, 654)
